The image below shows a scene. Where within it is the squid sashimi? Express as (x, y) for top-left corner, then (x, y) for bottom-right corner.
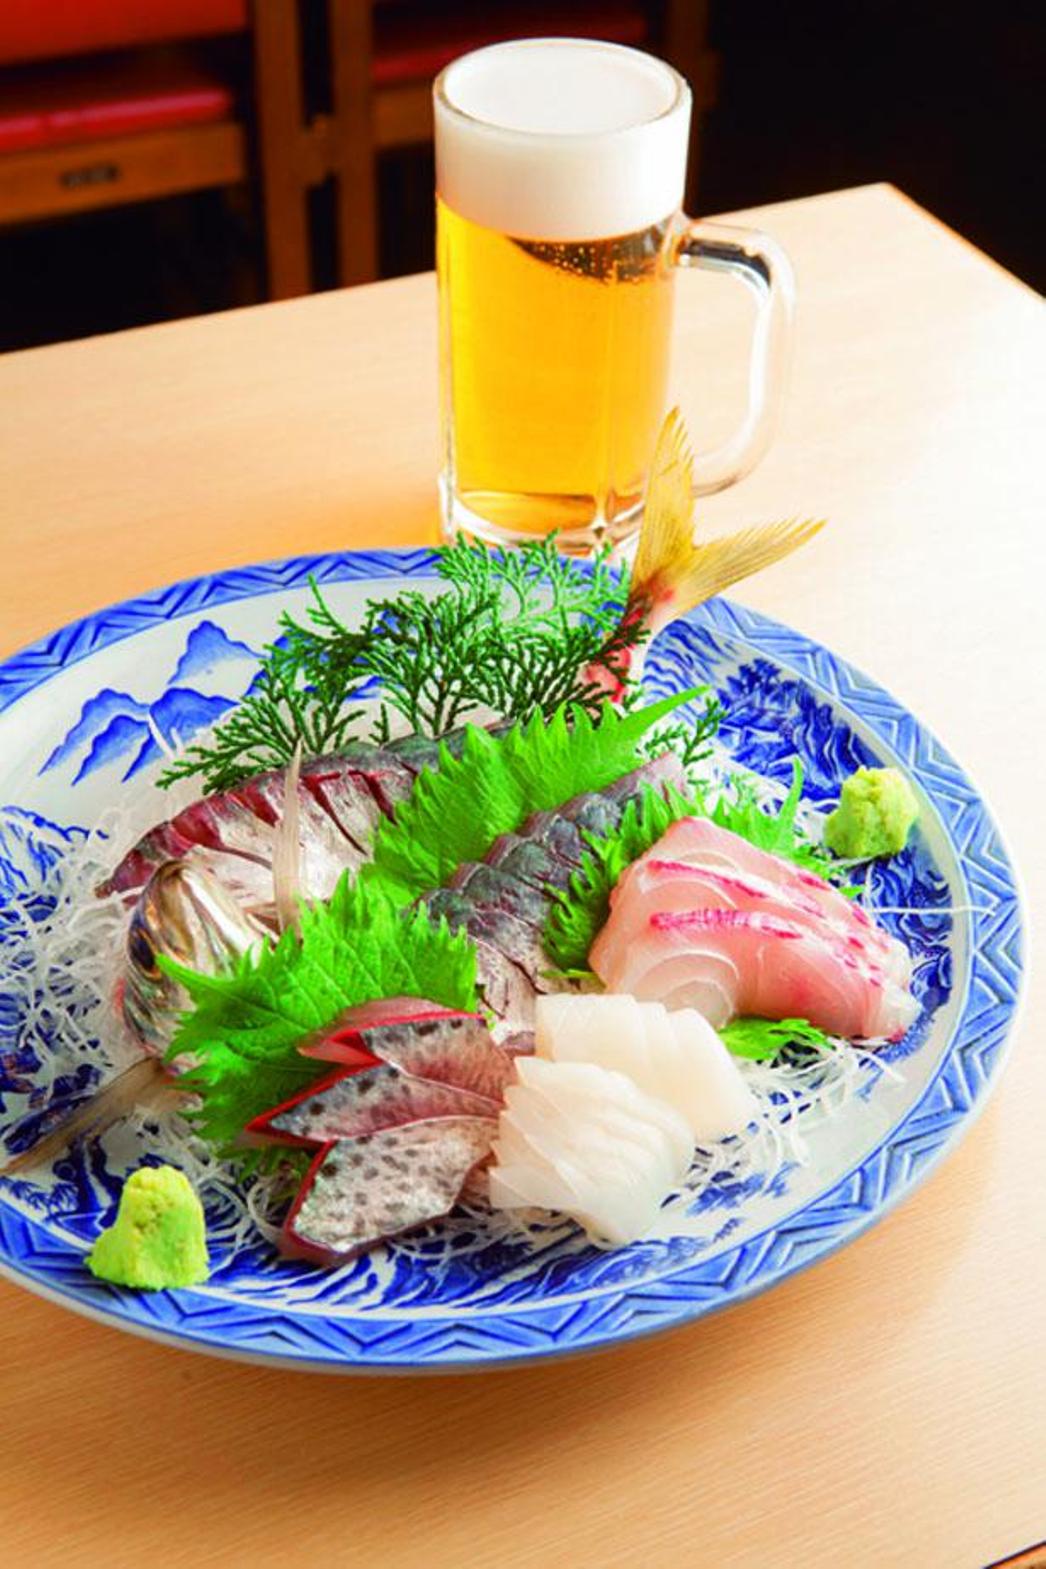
(488, 1056), (693, 1245)
(601, 907), (918, 1040)
(534, 994), (757, 1143)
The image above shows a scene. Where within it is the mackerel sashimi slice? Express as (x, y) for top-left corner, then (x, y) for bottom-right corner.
(300, 1004), (517, 1104)
(248, 1062), (502, 1144)
(247, 1000), (514, 1261)
(286, 1116), (499, 1263)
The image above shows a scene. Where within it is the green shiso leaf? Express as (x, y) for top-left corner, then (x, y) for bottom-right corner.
(719, 1017), (833, 1061)
(544, 783), (702, 973)
(543, 758), (849, 973)
(159, 874), (478, 1151)
(710, 758), (844, 884)
(362, 690), (706, 904)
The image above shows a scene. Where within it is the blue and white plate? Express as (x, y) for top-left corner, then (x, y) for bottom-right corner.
(0, 549), (1024, 1370)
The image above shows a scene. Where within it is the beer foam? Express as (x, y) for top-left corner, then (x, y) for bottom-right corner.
(435, 40), (691, 241)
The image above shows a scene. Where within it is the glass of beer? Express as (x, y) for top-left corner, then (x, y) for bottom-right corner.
(434, 38), (794, 550)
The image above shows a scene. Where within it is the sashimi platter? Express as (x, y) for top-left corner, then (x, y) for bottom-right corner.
(0, 421), (1023, 1369)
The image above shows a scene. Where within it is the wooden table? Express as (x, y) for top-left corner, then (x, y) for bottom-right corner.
(2, 185), (1044, 1569)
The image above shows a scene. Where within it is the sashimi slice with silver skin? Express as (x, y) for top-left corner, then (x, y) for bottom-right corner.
(298, 1005), (517, 1105)
(413, 751), (688, 1036)
(256, 1063), (502, 1144)
(287, 1115), (499, 1263)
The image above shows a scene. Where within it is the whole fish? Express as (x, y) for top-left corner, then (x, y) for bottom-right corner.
(101, 410), (820, 916)
(121, 752), (686, 1057)
(4, 411), (822, 1174)
(3, 754), (688, 1178)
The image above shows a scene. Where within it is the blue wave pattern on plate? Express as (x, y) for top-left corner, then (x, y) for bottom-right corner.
(0, 550), (1023, 1368)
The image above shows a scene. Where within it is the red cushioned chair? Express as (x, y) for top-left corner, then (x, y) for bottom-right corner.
(0, 2), (718, 305)
(0, 3), (252, 228)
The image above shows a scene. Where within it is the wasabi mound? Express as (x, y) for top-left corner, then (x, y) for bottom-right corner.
(87, 1165), (209, 1291)
(824, 767), (918, 860)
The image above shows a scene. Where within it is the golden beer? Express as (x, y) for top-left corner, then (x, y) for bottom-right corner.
(437, 199), (676, 537)
(434, 40), (793, 547)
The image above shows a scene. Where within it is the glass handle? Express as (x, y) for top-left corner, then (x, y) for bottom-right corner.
(673, 220), (796, 496)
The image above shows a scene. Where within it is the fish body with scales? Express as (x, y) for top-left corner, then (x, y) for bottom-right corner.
(121, 750), (688, 1055)
(99, 732), (460, 914)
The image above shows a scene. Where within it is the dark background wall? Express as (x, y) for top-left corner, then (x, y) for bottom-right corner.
(2, 1), (1042, 353)
(698, 0), (1043, 293)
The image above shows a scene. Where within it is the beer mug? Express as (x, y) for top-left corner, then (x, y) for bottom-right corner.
(434, 38), (794, 550)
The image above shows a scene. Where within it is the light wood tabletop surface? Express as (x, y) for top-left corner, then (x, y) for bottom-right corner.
(1, 184), (1044, 1569)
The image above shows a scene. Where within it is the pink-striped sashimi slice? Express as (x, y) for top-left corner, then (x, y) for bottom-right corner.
(644, 817), (910, 983)
(604, 908), (917, 1040)
(599, 856), (902, 988)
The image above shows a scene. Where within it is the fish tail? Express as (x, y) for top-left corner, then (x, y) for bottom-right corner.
(0, 1057), (181, 1176)
(627, 408), (825, 635)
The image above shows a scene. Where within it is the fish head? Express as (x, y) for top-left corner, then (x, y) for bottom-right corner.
(123, 859), (261, 1054)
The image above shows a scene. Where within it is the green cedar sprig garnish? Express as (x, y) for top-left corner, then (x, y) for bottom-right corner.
(159, 874), (478, 1151)
(159, 536), (636, 795)
(543, 758), (849, 974)
(362, 691), (706, 904)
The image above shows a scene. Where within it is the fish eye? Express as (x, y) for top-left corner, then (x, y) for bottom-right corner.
(128, 925), (160, 978)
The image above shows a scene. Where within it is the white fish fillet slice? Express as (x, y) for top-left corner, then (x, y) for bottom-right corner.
(638, 910), (918, 1039)
(664, 1010), (758, 1142)
(608, 947), (741, 1027)
(601, 853), (908, 998)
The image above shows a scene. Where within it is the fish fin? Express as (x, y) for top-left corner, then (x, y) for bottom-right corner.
(628, 409), (825, 632)
(629, 407), (697, 606)
(0, 1058), (181, 1176)
(648, 516), (826, 628)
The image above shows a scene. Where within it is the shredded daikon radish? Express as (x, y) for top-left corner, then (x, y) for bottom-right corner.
(1, 759), (911, 1262)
